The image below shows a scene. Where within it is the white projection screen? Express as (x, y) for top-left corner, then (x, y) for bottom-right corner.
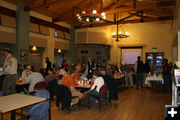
(121, 48), (142, 64)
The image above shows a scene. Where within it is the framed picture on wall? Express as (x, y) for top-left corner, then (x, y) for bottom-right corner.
(20, 49), (28, 62)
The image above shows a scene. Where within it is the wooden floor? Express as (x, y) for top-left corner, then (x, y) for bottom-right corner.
(1, 87), (171, 120)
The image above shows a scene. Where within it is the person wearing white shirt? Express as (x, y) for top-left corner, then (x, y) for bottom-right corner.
(21, 65), (33, 81)
(86, 70), (104, 104)
(1, 48), (17, 95)
(26, 72), (44, 92)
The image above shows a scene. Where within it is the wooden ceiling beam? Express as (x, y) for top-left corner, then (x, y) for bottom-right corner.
(0, 6), (16, 17)
(101, 0), (130, 12)
(119, 10), (142, 22)
(128, 12), (150, 18)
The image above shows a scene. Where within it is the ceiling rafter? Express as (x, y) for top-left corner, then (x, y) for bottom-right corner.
(118, 10), (142, 22)
(101, 0), (130, 12)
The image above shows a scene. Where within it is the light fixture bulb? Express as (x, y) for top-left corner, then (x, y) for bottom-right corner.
(76, 13), (80, 17)
(58, 49), (61, 53)
(86, 18), (89, 22)
(32, 46), (37, 51)
(119, 32), (122, 35)
(78, 16), (82, 21)
(93, 10), (97, 15)
(102, 16), (106, 19)
(125, 32), (129, 36)
(82, 11), (86, 14)
(96, 18), (100, 21)
(101, 12), (105, 16)
(112, 32), (116, 35)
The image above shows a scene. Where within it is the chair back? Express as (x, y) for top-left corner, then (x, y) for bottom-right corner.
(99, 84), (108, 97)
(34, 81), (47, 91)
(29, 89), (50, 120)
(47, 79), (59, 100)
(0, 91), (3, 96)
(56, 85), (72, 111)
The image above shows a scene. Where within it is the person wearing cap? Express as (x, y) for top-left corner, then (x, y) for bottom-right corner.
(99, 67), (112, 87)
(21, 65), (33, 81)
(1, 48), (18, 95)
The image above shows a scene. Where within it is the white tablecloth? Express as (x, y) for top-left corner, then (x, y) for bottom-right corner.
(145, 75), (164, 87)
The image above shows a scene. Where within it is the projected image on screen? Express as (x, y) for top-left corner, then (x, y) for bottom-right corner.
(124, 52), (139, 64)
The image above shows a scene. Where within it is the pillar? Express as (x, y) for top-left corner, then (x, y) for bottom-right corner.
(66, 24), (76, 64)
(43, 28), (55, 68)
(12, 4), (29, 65)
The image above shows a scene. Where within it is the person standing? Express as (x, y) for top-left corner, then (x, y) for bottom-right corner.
(123, 63), (133, 87)
(1, 48), (18, 95)
(162, 58), (170, 93)
(45, 57), (52, 74)
(87, 57), (95, 80)
(135, 56), (144, 89)
(144, 59), (151, 87)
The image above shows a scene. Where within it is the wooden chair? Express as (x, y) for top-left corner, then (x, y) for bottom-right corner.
(88, 84), (108, 111)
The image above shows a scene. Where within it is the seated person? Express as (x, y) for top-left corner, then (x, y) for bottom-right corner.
(74, 65), (81, 81)
(80, 65), (88, 80)
(45, 68), (58, 84)
(21, 65), (33, 81)
(26, 72), (45, 92)
(86, 70), (105, 104)
(99, 67), (113, 89)
(62, 67), (83, 105)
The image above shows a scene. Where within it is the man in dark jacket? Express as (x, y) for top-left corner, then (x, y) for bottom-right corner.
(45, 57), (52, 75)
(135, 56), (144, 89)
(100, 68), (118, 102)
(162, 58), (170, 93)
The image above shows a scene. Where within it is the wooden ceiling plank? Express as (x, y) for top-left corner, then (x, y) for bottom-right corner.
(133, 0), (136, 9)
(52, 0), (91, 23)
(100, 0), (103, 10)
(105, 0), (174, 15)
(25, 0), (63, 11)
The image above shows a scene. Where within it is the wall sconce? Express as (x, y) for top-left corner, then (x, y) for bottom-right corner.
(32, 46), (37, 51)
(58, 49), (61, 53)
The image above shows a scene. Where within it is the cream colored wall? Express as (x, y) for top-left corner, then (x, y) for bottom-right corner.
(106, 23), (172, 64)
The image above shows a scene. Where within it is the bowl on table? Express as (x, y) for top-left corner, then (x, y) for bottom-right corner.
(17, 80), (22, 83)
